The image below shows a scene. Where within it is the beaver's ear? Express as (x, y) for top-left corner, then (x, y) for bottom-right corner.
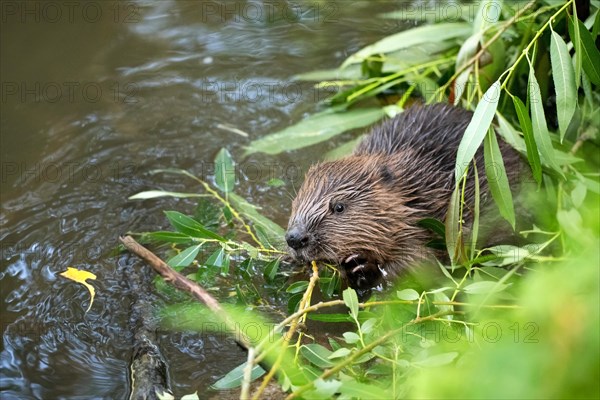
(379, 164), (395, 185)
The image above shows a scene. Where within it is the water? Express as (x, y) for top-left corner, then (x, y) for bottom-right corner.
(0, 1), (406, 397)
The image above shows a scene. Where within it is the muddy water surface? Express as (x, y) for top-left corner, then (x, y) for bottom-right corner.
(0, 1), (408, 397)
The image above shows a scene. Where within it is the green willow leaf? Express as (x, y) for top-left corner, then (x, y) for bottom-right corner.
(228, 192), (285, 240)
(484, 128), (516, 229)
(263, 258), (280, 282)
(454, 80), (501, 182)
(550, 30), (577, 141)
(286, 280), (309, 294)
(307, 313), (353, 323)
(300, 344), (334, 368)
(212, 362), (265, 390)
(164, 211), (226, 241)
(342, 288), (359, 319)
(338, 381), (389, 400)
(417, 218), (446, 237)
(167, 244), (202, 268)
(144, 231), (193, 244)
(204, 247), (224, 268)
(129, 190), (209, 200)
(245, 108), (385, 155)
(570, 17), (600, 85)
(569, 14), (582, 86)
(342, 23), (471, 67)
(528, 68), (563, 178)
(462, 281), (508, 294)
(214, 148), (235, 193)
(512, 97), (542, 184)
(445, 181), (462, 264)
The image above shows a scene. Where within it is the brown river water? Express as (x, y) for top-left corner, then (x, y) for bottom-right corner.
(0, 1), (421, 398)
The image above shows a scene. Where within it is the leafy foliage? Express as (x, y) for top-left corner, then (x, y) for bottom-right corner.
(130, 1), (599, 398)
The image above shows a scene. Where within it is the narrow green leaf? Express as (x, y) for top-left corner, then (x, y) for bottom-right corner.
(212, 362), (265, 389)
(342, 23), (471, 67)
(454, 80), (501, 182)
(300, 344), (334, 368)
(342, 288), (359, 319)
(143, 231), (193, 244)
(470, 160), (480, 259)
(214, 148), (235, 193)
(550, 30), (577, 141)
(220, 254), (230, 274)
(528, 68), (563, 177)
(570, 16), (600, 85)
(511, 98), (542, 184)
(129, 190), (208, 200)
(417, 218), (446, 237)
(487, 245), (532, 266)
(453, 67), (473, 106)
(463, 281), (509, 294)
(569, 13), (582, 86)
(307, 313), (353, 323)
(204, 247), (224, 268)
(455, 33), (481, 71)
(263, 258), (280, 282)
(164, 211), (226, 241)
(338, 381), (390, 400)
(484, 128), (516, 229)
(228, 192), (285, 241)
(286, 280), (309, 294)
(328, 347), (351, 359)
(323, 273), (341, 297)
(287, 293), (303, 314)
(445, 181), (462, 264)
(167, 244), (202, 268)
(245, 108), (385, 155)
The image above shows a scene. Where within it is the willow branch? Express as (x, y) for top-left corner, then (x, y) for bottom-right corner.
(119, 235), (252, 350)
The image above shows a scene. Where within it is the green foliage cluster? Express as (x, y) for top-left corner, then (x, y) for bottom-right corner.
(132, 1), (599, 398)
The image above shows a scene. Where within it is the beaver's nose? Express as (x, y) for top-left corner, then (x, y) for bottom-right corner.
(285, 226), (309, 250)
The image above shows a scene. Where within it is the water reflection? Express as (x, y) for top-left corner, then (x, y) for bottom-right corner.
(1, 1), (401, 397)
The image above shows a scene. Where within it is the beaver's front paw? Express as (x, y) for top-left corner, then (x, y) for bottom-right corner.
(342, 255), (384, 300)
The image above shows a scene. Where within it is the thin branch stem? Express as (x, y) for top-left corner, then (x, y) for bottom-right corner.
(285, 311), (454, 399)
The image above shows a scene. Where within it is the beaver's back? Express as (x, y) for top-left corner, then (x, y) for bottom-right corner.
(354, 103), (523, 223)
(354, 104), (473, 158)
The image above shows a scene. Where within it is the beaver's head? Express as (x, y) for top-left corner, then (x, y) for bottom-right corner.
(286, 155), (423, 288)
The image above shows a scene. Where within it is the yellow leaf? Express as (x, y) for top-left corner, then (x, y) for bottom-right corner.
(60, 267), (97, 313)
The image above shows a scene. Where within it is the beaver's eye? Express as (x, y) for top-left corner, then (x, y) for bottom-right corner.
(333, 203), (345, 214)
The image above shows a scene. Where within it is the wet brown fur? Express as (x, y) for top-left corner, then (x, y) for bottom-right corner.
(287, 104), (523, 291)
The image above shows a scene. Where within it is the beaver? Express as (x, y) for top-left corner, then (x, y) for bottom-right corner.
(285, 104), (524, 296)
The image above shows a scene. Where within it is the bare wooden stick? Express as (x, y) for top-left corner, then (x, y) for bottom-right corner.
(119, 235), (252, 350)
